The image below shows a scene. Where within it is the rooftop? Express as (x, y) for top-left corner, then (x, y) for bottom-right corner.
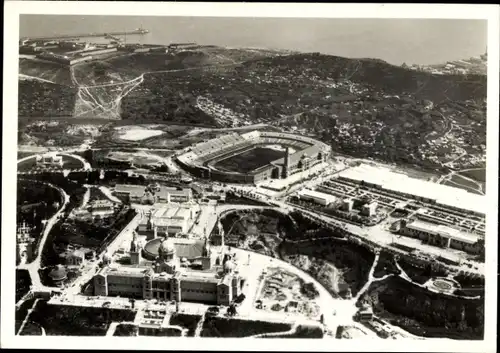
(407, 219), (479, 244)
(115, 184), (146, 194)
(156, 187), (192, 198)
(257, 144), (324, 171)
(144, 237), (207, 260)
(176, 268), (220, 283)
(298, 188), (338, 203)
(338, 164), (486, 215)
(153, 206), (191, 220)
(103, 264), (149, 278)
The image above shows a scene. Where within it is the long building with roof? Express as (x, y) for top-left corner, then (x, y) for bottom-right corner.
(337, 164), (486, 216)
(400, 219), (483, 254)
(93, 234), (244, 305)
(113, 184), (192, 204)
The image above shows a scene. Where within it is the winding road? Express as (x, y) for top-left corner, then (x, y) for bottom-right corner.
(17, 180), (70, 293)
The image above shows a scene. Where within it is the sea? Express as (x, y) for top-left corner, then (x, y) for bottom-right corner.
(20, 15), (487, 66)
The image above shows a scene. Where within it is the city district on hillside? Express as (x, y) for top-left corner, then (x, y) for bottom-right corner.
(14, 25), (487, 340)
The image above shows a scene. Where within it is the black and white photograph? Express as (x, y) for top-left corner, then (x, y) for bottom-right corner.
(2, 2), (499, 352)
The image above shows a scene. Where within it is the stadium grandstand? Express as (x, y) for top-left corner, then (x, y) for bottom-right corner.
(176, 130), (331, 184)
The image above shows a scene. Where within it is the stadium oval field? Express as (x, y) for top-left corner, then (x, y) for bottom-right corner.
(175, 130), (331, 184)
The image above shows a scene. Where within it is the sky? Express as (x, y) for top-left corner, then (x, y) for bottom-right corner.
(19, 15), (488, 65)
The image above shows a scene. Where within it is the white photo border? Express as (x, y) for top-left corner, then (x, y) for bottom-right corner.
(2, 2), (498, 352)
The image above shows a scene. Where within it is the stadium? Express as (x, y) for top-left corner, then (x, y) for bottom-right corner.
(175, 130), (331, 184)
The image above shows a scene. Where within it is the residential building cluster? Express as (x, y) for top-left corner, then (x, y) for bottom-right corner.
(403, 52), (487, 76)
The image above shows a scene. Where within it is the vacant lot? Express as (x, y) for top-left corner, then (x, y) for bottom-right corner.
(459, 168), (486, 183)
(115, 127), (165, 141)
(442, 174), (483, 195)
(214, 147), (284, 173)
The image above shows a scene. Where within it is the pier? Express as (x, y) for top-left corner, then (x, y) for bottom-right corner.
(21, 28), (149, 41)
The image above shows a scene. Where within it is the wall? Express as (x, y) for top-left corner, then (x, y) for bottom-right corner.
(180, 280), (218, 303)
(107, 274), (144, 298)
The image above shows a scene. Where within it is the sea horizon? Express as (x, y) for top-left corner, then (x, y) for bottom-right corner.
(19, 15), (487, 66)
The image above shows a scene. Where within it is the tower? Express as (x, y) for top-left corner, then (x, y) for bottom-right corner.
(219, 221), (225, 248)
(202, 236), (210, 257)
(146, 213), (153, 231)
(281, 147), (290, 179)
(130, 232), (141, 265)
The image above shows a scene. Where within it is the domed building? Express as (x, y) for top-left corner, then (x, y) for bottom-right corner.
(49, 264), (67, 287)
(154, 237), (179, 274)
(94, 234), (245, 306)
(158, 238), (176, 260)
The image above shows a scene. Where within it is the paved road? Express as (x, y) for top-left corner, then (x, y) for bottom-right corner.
(190, 204), (280, 238)
(17, 181), (70, 292)
(98, 186), (123, 203)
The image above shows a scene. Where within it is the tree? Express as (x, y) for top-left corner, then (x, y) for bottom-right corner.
(227, 304), (237, 317)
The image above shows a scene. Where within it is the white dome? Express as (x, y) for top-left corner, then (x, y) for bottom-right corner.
(159, 239), (176, 255)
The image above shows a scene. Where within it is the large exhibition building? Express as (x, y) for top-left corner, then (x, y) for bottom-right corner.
(93, 233), (244, 305)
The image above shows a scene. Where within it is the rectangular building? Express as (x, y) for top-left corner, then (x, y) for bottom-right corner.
(155, 187), (192, 203)
(401, 219), (483, 254)
(361, 202), (378, 217)
(152, 206), (194, 236)
(114, 184), (146, 200)
(36, 154), (64, 168)
(297, 189), (337, 206)
(94, 266), (242, 305)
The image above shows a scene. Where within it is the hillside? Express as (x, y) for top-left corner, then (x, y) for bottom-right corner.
(358, 276), (484, 340)
(18, 48), (486, 171)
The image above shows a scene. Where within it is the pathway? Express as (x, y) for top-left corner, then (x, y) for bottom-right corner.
(17, 299), (39, 335)
(99, 186), (123, 203)
(193, 312), (207, 337)
(17, 180), (70, 293)
(19, 74), (56, 84)
(248, 323), (299, 338)
(394, 261), (481, 300)
(106, 322), (120, 336)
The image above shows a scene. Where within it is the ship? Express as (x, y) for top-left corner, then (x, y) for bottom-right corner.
(135, 25), (149, 34)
